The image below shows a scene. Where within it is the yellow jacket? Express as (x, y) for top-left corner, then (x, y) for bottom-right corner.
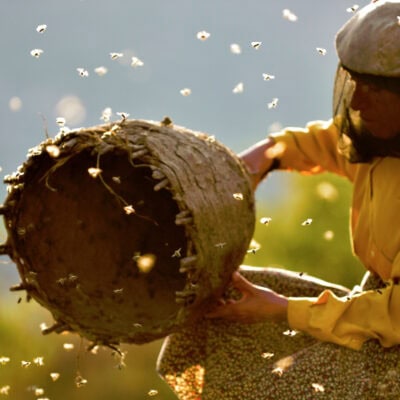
(271, 120), (400, 350)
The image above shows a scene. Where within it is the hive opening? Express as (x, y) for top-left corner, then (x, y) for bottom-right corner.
(11, 148), (188, 342)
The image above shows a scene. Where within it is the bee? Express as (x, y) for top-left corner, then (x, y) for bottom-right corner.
(110, 52), (123, 60)
(30, 49), (44, 58)
(197, 30), (210, 41)
(233, 82), (244, 94)
(36, 24), (47, 33)
(268, 98), (279, 109)
(263, 73), (275, 81)
(131, 56), (144, 68)
(76, 68), (89, 77)
(230, 43), (241, 54)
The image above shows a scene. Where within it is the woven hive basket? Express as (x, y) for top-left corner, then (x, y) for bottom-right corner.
(1, 119), (255, 346)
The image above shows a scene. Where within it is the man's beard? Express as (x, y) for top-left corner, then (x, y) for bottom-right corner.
(337, 108), (400, 163)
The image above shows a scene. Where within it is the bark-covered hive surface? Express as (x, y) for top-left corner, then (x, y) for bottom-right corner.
(1, 119), (255, 345)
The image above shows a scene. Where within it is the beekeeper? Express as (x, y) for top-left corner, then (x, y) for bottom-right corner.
(158, 2), (400, 398)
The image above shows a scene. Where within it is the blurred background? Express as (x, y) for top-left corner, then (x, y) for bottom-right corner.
(0, 0), (368, 398)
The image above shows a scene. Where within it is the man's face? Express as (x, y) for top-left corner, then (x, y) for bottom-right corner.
(349, 75), (400, 139)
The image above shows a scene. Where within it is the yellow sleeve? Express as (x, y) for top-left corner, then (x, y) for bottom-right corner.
(270, 119), (355, 180)
(288, 252), (400, 350)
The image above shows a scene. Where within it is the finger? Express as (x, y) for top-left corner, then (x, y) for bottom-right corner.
(205, 304), (233, 319)
(205, 308), (224, 319)
(231, 271), (254, 293)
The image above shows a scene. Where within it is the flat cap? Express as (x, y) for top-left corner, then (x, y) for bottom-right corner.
(335, 0), (400, 76)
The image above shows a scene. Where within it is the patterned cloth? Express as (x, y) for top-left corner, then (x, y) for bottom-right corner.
(157, 267), (400, 399)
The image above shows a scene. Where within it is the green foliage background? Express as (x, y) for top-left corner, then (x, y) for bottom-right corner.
(250, 171), (364, 288)
(0, 171), (364, 399)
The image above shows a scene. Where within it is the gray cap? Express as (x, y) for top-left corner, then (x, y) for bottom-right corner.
(335, 0), (400, 76)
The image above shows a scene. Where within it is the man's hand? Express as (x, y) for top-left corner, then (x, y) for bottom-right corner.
(206, 272), (288, 323)
(239, 137), (279, 191)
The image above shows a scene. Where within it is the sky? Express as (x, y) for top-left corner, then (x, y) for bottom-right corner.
(0, 0), (370, 277)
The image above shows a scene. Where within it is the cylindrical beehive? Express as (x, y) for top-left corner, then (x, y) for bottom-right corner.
(1, 119), (255, 345)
